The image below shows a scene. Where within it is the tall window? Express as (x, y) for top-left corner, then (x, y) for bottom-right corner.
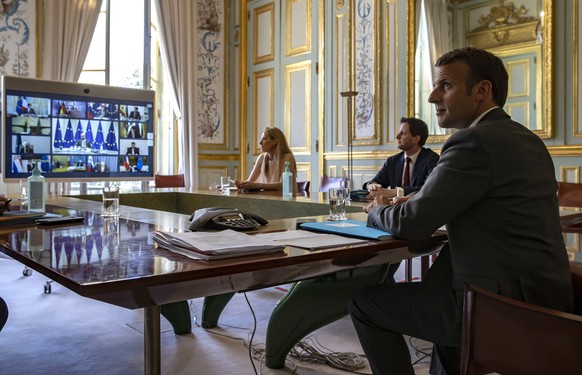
(79, 0), (177, 190)
(80, 0), (145, 87)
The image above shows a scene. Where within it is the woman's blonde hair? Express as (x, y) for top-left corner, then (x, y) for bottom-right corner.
(262, 127), (294, 176)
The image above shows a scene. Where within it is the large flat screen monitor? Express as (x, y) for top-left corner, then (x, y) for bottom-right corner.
(1, 75), (155, 183)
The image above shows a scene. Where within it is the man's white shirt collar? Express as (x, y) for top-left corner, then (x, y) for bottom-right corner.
(467, 106), (498, 128)
(405, 149), (421, 164)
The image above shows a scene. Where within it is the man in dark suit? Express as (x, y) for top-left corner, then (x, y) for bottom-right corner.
(129, 107), (141, 120)
(364, 117), (439, 199)
(349, 47), (573, 375)
(126, 142), (140, 156)
(363, 117), (439, 283)
(127, 123), (141, 138)
(75, 134), (91, 149)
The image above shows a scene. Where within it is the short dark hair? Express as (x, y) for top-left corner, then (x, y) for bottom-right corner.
(400, 117), (429, 146)
(435, 47), (508, 107)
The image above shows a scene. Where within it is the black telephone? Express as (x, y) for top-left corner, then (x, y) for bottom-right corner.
(188, 207), (268, 231)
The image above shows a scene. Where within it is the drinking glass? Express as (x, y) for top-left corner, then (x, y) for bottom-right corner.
(220, 176), (231, 194)
(19, 180), (28, 209)
(102, 186), (120, 217)
(328, 187), (349, 221)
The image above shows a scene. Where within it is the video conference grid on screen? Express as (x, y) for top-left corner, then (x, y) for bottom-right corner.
(3, 88), (155, 182)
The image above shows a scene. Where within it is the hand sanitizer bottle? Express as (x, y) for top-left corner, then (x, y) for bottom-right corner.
(28, 161), (45, 212)
(282, 161), (293, 198)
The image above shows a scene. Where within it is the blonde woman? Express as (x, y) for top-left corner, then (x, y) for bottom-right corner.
(235, 127), (297, 194)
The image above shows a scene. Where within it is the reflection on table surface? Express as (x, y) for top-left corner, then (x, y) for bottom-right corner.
(8, 211), (158, 285)
(0, 200), (447, 309)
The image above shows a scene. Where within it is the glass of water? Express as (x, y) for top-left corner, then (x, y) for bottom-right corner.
(328, 187), (349, 221)
(19, 180), (28, 210)
(220, 176), (231, 194)
(102, 185), (120, 217)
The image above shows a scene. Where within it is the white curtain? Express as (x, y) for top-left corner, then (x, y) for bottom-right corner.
(153, 0), (199, 189)
(421, 0), (450, 77)
(40, 0), (103, 81)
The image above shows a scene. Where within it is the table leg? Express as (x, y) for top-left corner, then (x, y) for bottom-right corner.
(144, 305), (161, 375)
(265, 265), (389, 368)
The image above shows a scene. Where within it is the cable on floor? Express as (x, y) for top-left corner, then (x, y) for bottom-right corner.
(192, 296), (370, 374)
(250, 342), (298, 375)
(288, 336), (371, 374)
(243, 292), (259, 375)
(408, 336), (432, 365)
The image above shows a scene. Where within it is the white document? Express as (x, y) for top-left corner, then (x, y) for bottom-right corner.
(152, 229), (284, 260)
(255, 230), (368, 250)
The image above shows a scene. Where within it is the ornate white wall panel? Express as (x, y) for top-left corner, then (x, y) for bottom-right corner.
(286, 0), (311, 56)
(254, 3), (275, 64)
(253, 69), (274, 155)
(285, 61), (311, 153)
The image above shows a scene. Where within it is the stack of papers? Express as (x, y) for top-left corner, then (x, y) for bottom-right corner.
(152, 229), (285, 260)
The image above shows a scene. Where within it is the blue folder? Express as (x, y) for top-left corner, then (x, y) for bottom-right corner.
(300, 220), (393, 240)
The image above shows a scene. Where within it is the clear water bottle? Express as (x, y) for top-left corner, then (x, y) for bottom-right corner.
(28, 161), (45, 212)
(282, 162), (293, 197)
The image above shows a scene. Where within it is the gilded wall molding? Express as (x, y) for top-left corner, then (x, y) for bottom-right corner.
(284, 61), (312, 155)
(198, 154), (241, 161)
(351, 0), (382, 145)
(560, 165), (580, 182)
(253, 2), (275, 65)
(408, 0), (552, 141)
(198, 0), (230, 150)
(252, 68), (275, 155)
(296, 161), (312, 184)
(286, 0), (312, 56)
(548, 145), (582, 156)
(575, 0), (581, 137)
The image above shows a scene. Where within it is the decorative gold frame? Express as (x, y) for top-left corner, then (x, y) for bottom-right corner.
(407, 0), (553, 141)
(253, 2), (275, 65)
(252, 68), (275, 155)
(349, 0), (382, 145)
(284, 61), (312, 155)
(286, 0), (312, 56)
(198, 0), (230, 150)
(574, 0), (581, 137)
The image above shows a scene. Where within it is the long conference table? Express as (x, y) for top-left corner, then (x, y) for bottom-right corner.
(0, 194), (447, 375)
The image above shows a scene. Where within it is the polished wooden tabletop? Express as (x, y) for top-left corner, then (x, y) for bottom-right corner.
(0, 197), (446, 310)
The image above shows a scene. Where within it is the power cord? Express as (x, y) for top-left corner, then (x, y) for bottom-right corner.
(194, 295), (372, 374)
(243, 292), (259, 375)
(408, 336), (432, 366)
(288, 336), (370, 374)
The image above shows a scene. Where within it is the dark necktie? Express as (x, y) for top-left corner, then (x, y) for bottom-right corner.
(402, 157), (411, 187)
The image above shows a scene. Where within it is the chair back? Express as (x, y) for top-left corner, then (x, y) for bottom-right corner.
(460, 262), (582, 375)
(558, 182), (582, 207)
(155, 174), (185, 188)
(297, 181), (310, 193)
(319, 176), (348, 192)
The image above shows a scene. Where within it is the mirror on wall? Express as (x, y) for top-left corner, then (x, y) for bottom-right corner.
(407, 0), (553, 142)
